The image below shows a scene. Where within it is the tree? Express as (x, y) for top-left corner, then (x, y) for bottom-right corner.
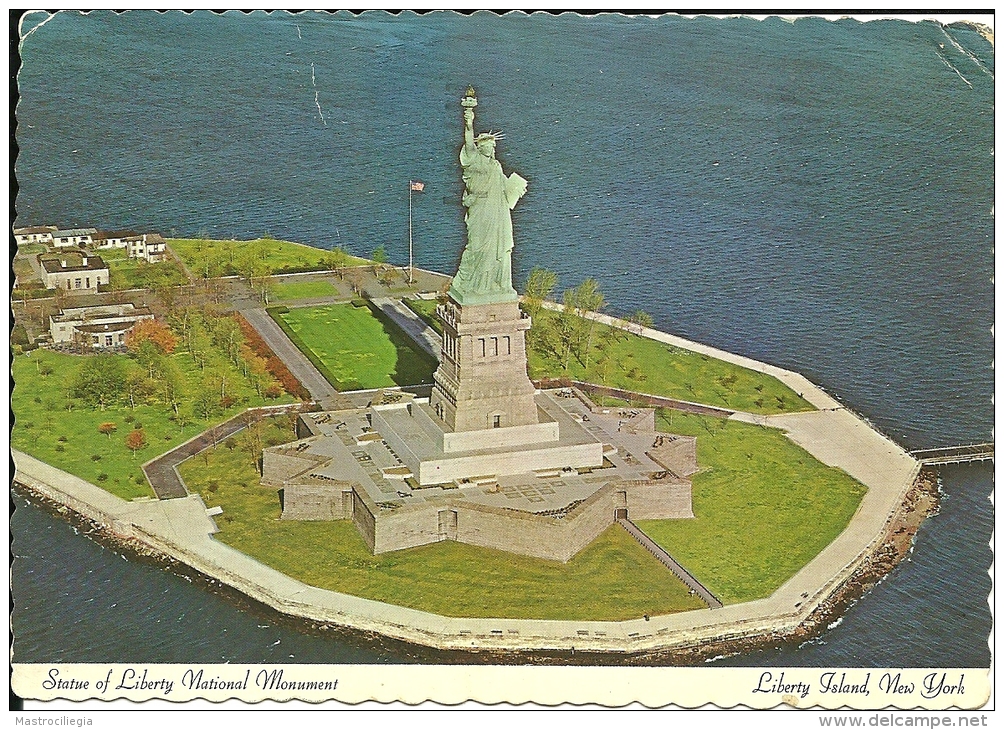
(522, 267), (557, 316)
(629, 310), (654, 334)
(125, 428), (147, 458)
(127, 318), (178, 355)
(72, 355), (127, 410)
(98, 422), (117, 439)
(323, 247), (349, 275)
(564, 278), (605, 370)
(371, 244), (388, 265)
(522, 267), (558, 353)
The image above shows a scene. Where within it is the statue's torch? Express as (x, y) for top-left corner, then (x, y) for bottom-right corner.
(462, 87), (478, 109)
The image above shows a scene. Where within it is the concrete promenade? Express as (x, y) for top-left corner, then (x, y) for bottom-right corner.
(11, 306), (923, 653)
(370, 297), (442, 358)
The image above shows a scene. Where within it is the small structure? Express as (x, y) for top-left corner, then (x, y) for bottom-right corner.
(40, 250), (109, 293)
(49, 303), (154, 349)
(51, 228), (97, 248)
(14, 225), (57, 246)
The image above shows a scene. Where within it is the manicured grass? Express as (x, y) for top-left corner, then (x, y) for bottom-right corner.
(11, 349), (292, 500)
(270, 279), (339, 302)
(180, 420), (705, 620)
(403, 297), (442, 334)
(271, 302), (436, 390)
(168, 237), (368, 277)
(101, 247), (188, 291)
(635, 411), (867, 604)
(527, 309), (813, 415)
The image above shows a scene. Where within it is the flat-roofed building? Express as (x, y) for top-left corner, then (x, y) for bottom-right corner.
(49, 303), (154, 349)
(51, 228), (97, 248)
(13, 225), (58, 246)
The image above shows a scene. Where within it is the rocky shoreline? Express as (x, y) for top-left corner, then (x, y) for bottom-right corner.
(12, 465), (941, 665)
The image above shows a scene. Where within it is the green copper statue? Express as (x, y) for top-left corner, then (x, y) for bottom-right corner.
(449, 88), (528, 305)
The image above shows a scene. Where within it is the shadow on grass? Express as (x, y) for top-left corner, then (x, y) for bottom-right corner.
(365, 301), (437, 387)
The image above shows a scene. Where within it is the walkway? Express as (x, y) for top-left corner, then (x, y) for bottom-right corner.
(239, 308), (338, 403)
(617, 517), (722, 609)
(910, 442), (994, 465)
(142, 404), (305, 500)
(369, 297), (442, 358)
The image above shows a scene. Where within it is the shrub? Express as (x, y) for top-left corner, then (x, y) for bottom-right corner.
(54, 444), (65, 452)
(91, 454), (101, 461)
(135, 475), (146, 485)
(207, 480), (219, 493)
(57, 435), (68, 442)
(132, 422), (143, 430)
(264, 384), (283, 399)
(124, 414), (135, 423)
(97, 473), (109, 482)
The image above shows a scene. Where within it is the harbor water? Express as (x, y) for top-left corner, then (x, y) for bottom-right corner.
(12, 11), (993, 667)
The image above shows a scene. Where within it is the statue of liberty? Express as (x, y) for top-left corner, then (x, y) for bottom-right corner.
(449, 88), (528, 305)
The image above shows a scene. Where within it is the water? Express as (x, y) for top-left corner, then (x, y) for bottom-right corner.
(11, 11), (994, 667)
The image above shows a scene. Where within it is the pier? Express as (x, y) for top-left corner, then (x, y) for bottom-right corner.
(909, 443), (994, 465)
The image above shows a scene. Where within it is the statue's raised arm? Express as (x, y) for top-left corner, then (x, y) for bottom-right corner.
(449, 88), (527, 306)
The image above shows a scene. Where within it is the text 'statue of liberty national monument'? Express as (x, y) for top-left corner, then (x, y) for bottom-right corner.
(265, 89), (697, 563)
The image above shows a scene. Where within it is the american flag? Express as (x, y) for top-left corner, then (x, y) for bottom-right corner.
(410, 180), (425, 192)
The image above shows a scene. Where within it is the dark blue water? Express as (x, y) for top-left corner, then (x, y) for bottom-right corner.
(12, 11), (994, 666)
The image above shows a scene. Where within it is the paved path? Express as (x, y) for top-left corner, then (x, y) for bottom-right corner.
(369, 297), (442, 358)
(142, 405), (304, 499)
(240, 308), (338, 402)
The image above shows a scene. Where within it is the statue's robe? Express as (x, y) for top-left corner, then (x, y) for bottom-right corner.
(450, 143), (526, 301)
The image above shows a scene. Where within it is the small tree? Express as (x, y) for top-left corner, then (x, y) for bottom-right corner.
(98, 422), (117, 439)
(125, 428), (147, 459)
(629, 309), (654, 334)
(371, 244), (388, 265)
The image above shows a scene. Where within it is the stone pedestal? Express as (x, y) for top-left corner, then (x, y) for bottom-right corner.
(429, 296), (539, 433)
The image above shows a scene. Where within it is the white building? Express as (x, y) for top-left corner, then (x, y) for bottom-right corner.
(49, 303), (155, 349)
(93, 230), (143, 249)
(128, 233), (168, 263)
(40, 251), (110, 292)
(51, 228), (97, 247)
(13, 225), (57, 246)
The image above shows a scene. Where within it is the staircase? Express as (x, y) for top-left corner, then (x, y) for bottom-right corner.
(617, 517), (723, 609)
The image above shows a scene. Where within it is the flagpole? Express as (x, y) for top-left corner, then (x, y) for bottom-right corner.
(408, 180), (414, 284)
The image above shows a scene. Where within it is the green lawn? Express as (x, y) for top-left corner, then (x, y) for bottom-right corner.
(270, 279), (340, 302)
(527, 309), (813, 415)
(168, 237), (368, 277)
(271, 302), (436, 390)
(635, 411), (866, 604)
(405, 298), (810, 415)
(180, 420), (705, 620)
(11, 349), (292, 500)
(101, 247), (189, 291)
